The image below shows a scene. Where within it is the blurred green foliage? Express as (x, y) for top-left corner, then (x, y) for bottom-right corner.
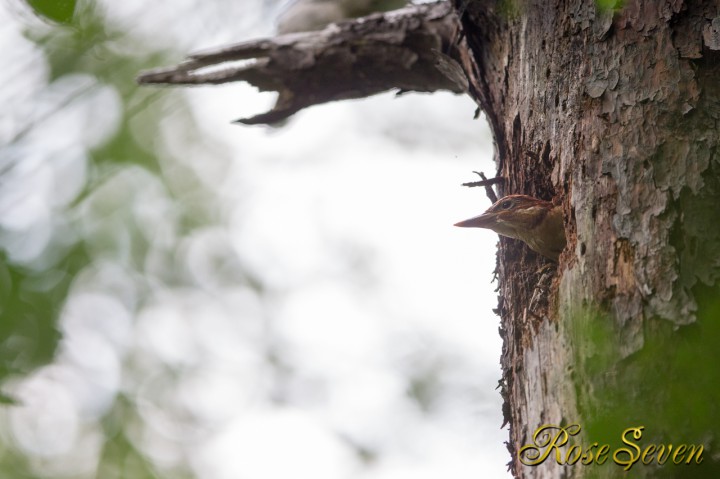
(3, 2), (159, 387)
(0, 247), (87, 399)
(25, 0), (77, 24)
(1, 3), (187, 477)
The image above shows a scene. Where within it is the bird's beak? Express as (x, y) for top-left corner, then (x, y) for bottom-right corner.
(454, 212), (495, 228)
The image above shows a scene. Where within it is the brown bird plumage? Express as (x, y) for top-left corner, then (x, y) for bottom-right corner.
(455, 195), (566, 261)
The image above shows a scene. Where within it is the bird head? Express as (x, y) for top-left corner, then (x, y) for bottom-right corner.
(455, 195), (565, 261)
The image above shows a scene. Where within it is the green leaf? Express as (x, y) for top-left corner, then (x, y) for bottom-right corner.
(25, 0), (77, 24)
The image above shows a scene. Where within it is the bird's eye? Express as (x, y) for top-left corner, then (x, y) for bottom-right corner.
(501, 200), (512, 209)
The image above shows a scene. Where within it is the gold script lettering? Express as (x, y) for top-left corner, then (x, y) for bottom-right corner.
(518, 424), (581, 466)
(613, 426), (643, 471)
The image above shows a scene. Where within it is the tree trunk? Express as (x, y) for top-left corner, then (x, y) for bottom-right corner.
(138, 1), (720, 476)
(456, 0), (720, 477)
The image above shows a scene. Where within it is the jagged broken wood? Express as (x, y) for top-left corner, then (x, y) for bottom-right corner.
(137, 1), (475, 125)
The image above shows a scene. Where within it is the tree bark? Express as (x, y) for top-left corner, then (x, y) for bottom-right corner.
(455, 0), (720, 477)
(138, 1), (720, 477)
(138, 2), (473, 124)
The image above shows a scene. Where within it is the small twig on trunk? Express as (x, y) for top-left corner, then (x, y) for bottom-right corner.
(461, 171), (502, 203)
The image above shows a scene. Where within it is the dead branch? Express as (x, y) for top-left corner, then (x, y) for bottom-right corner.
(137, 1), (473, 125)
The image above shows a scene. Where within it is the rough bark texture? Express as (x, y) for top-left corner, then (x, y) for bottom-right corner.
(456, 0), (720, 477)
(138, 1), (720, 477)
(137, 2), (471, 124)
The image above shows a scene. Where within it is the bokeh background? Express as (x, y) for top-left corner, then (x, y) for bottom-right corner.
(0, 0), (508, 477)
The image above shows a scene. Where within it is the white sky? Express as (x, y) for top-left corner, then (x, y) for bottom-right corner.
(0, 1), (511, 477)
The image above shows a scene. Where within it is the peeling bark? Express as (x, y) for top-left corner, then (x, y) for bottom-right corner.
(137, 2), (472, 124)
(456, 0), (720, 477)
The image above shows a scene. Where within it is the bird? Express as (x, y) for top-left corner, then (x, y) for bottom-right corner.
(454, 195), (566, 261)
